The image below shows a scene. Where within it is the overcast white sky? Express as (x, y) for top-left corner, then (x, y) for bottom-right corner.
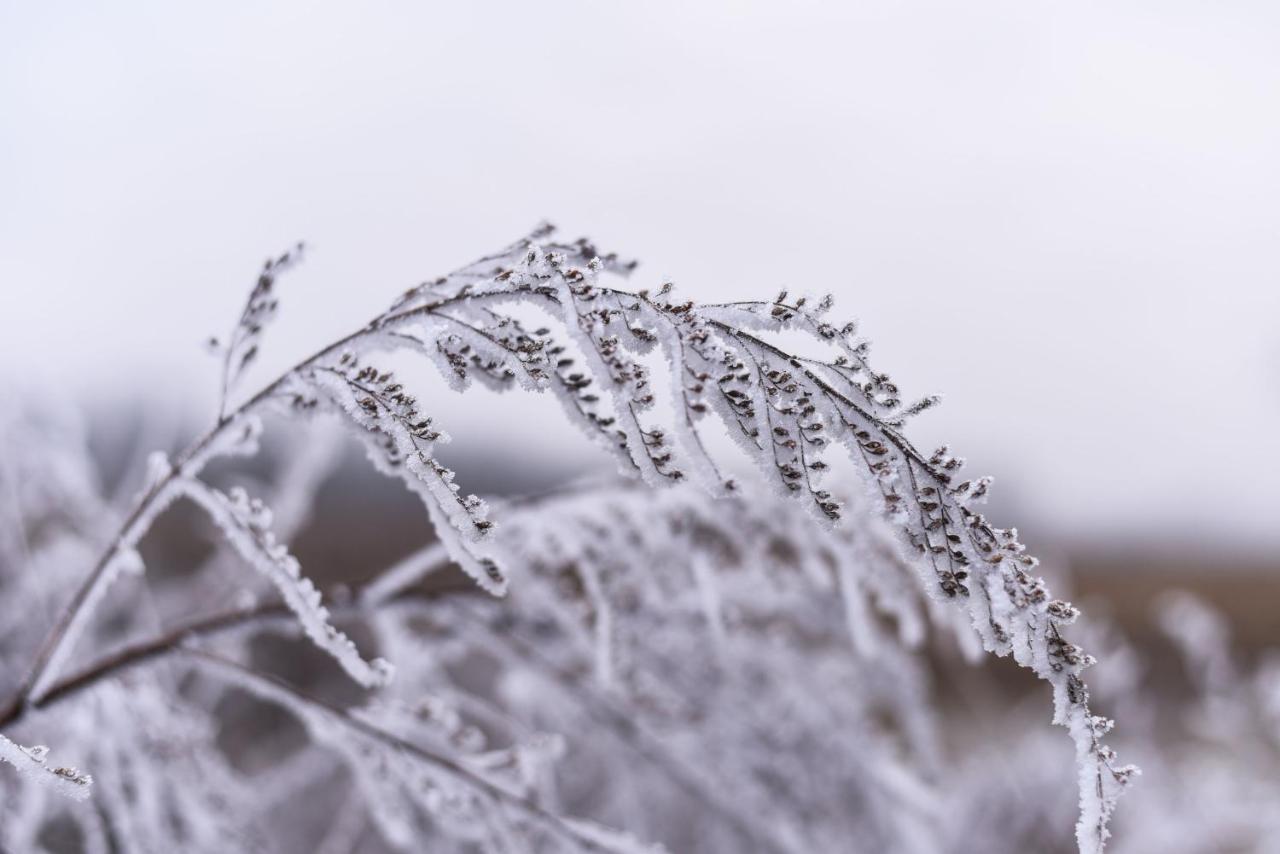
(3, 1), (1279, 552)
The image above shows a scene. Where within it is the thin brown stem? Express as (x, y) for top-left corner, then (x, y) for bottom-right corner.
(2, 288), (503, 720)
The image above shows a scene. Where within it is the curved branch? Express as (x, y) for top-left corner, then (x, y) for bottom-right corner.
(2, 229), (1133, 851)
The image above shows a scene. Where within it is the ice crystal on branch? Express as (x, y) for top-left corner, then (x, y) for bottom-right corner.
(175, 479), (394, 687)
(0, 734), (91, 801)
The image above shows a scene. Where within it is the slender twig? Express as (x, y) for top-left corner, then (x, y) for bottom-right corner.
(3, 290), (498, 718)
(0, 581), (461, 732)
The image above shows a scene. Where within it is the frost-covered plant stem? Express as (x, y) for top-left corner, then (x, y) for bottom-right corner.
(7, 310), (411, 714)
(2, 226), (1136, 851)
(7, 265), (560, 714)
(0, 577), (775, 851)
(0, 585), (427, 732)
(0, 537), (807, 854)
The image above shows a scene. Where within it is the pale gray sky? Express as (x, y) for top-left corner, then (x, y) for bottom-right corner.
(3, 1), (1279, 551)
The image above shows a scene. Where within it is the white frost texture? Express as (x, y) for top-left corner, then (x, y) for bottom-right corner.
(0, 228), (1160, 853)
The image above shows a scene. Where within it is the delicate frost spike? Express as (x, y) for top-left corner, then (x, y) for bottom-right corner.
(216, 242), (305, 419)
(1071, 699), (1141, 854)
(549, 250), (688, 487)
(305, 361), (509, 596)
(0, 732), (92, 801)
(176, 479), (394, 687)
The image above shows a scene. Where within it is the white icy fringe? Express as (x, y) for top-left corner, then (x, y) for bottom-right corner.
(303, 362), (509, 596)
(0, 732), (92, 801)
(176, 478), (393, 688)
(0, 228), (1135, 850)
(294, 230), (1135, 850)
(302, 230), (1133, 850)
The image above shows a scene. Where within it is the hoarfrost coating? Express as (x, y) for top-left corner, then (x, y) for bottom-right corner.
(0, 226), (1135, 851)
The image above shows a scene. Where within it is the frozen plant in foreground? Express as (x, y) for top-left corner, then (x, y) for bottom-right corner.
(0, 226), (1135, 852)
(935, 590), (1280, 854)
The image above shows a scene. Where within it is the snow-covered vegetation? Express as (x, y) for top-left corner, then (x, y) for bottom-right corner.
(0, 225), (1192, 852)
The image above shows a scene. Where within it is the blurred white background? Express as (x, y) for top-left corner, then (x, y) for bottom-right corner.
(3, 1), (1278, 552)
